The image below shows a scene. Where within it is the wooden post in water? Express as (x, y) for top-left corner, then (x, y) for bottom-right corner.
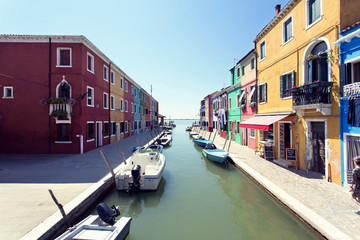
(99, 150), (115, 178)
(48, 189), (71, 228)
(223, 138), (228, 150)
(116, 143), (127, 165)
(227, 138), (232, 152)
(208, 131), (212, 140)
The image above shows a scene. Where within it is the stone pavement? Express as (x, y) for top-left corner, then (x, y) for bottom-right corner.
(211, 134), (360, 240)
(0, 129), (161, 240)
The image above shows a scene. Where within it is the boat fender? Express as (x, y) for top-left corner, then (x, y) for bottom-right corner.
(96, 203), (120, 225)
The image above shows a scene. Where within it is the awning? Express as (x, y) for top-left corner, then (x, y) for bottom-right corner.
(239, 114), (289, 131)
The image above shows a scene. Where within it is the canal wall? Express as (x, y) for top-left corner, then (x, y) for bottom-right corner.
(19, 130), (164, 240)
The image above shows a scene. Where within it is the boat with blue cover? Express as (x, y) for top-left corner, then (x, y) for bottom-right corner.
(202, 143), (229, 163)
(194, 138), (213, 147)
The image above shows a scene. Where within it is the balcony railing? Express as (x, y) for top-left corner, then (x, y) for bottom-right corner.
(285, 81), (334, 106)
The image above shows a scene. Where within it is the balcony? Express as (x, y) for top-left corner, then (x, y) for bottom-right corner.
(41, 97), (76, 124)
(285, 81), (334, 116)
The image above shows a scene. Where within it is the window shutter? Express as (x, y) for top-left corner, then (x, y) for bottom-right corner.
(346, 63), (352, 85)
(291, 70), (296, 88)
(320, 57), (328, 82)
(244, 89), (247, 103)
(264, 83), (267, 103)
(339, 64), (346, 96)
(280, 75), (284, 98)
(258, 84), (261, 102)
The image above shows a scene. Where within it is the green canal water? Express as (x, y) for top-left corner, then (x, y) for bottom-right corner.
(89, 120), (321, 240)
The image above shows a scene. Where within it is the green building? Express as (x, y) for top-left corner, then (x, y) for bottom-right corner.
(227, 63), (242, 144)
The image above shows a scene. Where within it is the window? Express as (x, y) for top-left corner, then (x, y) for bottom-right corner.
(131, 102), (134, 113)
(228, 97), (232, 110)
(131, 85), (134, 95)
(236, 94), (240, 108)
(241, 66), (245, 76)
(103, 122), (109, 137)
(103, 65), (109, 81)
(237, 68), (240, 78)
(134, 88), (137, 97)
(125, 81), (128, 92)
(87, 122), (95, 141)
(251, 58), (255, 70)
(120, 78), (124, 89)
(58, 81), (71, 98)
(139, 105), (141, 114)
(283, 15), (293, 44)
(87, 53), (94, 73)
(110, 95), (115, 110)
(110, 122), (116, 135)
(260, 40), (266, 60)
(249, 85), (256, 104)
(134, 103), (137, 113)
(125, 100), (128, 112)
(3, 86), (13, 98)
(57, 48), (71, 67)
(280, 71), (295, 98)
(250, 129), (256, 138)
(103, 93), (109, 109)
(258, 83), (267, 103)
(87, 86), (94, 106)
(125, 121), (128, 133)
(55, 123), (71, 141)
(120, 121), (125, 133)
(239, 89), (246, 106)
(307, 41), (328, 83)
(307, 0), (321, 27)
(120, 99), (124, 112)
(341, 61), (360, 90)
(110, 70), (114, 84)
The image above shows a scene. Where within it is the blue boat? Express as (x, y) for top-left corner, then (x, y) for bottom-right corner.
(202, 143), (229, 163)
(194, 138), (213, 147)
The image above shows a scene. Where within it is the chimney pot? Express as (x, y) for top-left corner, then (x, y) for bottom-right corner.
(275, 4), (281, 15)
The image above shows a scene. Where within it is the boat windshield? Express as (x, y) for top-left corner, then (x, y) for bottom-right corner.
(138, 147), (158, 154)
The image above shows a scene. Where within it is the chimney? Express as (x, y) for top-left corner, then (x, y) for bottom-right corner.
(275, 4), (281, 15)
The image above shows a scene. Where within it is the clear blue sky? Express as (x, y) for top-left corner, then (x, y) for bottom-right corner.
(1, 0), (290, 119)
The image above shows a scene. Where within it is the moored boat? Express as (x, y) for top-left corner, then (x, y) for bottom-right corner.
(194, 138), (213, 147)
(202, 143), (229, 163)
(189, 130), (198, 135)
(55, 203), (132, 240)
(115, 146), (166, 191)
(185, 126), (192, 131)
(157, 133), (172, 146)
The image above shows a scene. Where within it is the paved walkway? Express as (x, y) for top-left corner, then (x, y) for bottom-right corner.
(0, 129), (161, 240)
(210, 133), (360, 240)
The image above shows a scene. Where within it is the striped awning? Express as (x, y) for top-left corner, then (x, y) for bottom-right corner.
(239, 114), (289, 131)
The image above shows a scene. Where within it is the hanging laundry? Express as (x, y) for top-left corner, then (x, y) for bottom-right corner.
(347, 97), (360, 127)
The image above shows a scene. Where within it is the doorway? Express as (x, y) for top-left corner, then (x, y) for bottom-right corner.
(311, 122), (325, 174)
(243, 128), (248, 146)
(96, 122), (103, 147)
(279, 122), (292, 159)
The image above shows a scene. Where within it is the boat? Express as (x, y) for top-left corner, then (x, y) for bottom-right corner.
(185, 126), (192, 131)
(202, 143), (229, 164)
(156, 133), (172, 146)
(164, 129), (172, 135)
(189, 130), (198, 135)
(115, 146), (166, 191)
(56, 203), (132, 240)
(194, 138), (213, 147)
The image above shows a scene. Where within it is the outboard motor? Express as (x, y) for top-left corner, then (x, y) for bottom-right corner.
(156, 138), (161, 144)
(96, 203), (120, 225)
(205, 143), (216, 150)
(129, 165), (141, 192)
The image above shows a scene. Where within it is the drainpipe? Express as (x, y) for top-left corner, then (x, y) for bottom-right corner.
(48, 38), (52, 154)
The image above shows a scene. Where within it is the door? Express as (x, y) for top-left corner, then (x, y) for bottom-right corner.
(243, 128), (248, 146)
(96, 122), (102, 147)
(311, 122), (325, 174)
(279, 122), (291, 159)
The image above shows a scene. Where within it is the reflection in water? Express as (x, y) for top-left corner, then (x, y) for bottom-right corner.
(88, 120), (320, 240)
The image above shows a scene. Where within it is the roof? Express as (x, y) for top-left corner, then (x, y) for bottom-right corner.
(237, 49), (256, 65)
(254, 0), (297, 43)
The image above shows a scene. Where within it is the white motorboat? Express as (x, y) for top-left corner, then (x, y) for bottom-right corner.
(157, 133), (172, 146)
(56, 203), (132, 240)
(115, 146), (166, 191)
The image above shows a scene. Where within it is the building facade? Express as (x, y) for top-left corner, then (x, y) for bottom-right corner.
(228, 65), (241, 144)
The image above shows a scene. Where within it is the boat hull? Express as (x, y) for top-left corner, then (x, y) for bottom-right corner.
(194, 139), (213, 147)
(55, 215), (132, 240)
(202, 149), (229, 163)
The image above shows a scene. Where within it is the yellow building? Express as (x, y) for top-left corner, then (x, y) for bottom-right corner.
(109, 65), (125, 142)
(253, 0), (359, 185)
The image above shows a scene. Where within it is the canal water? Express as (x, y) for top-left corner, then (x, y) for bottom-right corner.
(88, 120), (320, 240)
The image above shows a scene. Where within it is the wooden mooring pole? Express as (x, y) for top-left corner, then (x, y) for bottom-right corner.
(48, 189), (71, 228)
(99, 150), (115, 178)
(116, 143), (127, 165)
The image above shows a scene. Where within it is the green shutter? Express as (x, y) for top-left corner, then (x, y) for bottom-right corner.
(280, 75), (284, 98)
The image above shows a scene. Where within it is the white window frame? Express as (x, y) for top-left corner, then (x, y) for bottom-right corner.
(236, 94), (240, 108)
(259, 40), (266, 61)
(251, 58), (255, 70)
(103, 121), (109, 138)
(282, 14), (293, 45)
(110, 70), (115, 85)
(103, 65), (109, 81)
(241, 66), (245, 76)
(259, 82), (267, 104)
(103, 92), (109, 109)
(125, 81), (128, 92)
(56, 47), (72, 67)
(110, 95), (115, 110)
(87, 121), (95, 142)
(3, 86), (13, 99)
(111, 121), (116, 136)
(131, 85), (134, 95)
(120, 78), (124, 89)
(120, 99), (124, 112)
(239, 89), (246, 105)
(249, 84), (256, 103)
(131, 102), (134, 113)
(305, 0), (322, 30)
(125, 100), (128, 112)
(125, 121), (128, 133)
(87, 52), (94, 73)
(228, 97), (232, 110)
(249, 128), (256, 139)
(87, 86), (94, 107)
